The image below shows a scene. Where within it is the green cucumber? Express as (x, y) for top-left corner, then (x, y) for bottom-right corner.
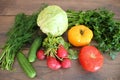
(17, 52), (36, 78)
(28, 36), (43, 62)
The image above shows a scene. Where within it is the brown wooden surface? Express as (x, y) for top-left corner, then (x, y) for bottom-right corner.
(0, 0), (120, 80)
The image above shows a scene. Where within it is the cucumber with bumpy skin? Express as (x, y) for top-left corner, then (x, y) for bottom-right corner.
(17, 52), (36, 78)
(28, 36), (43, 62)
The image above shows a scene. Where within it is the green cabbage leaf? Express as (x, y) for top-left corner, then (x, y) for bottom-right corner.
(37, 5), (68, 37)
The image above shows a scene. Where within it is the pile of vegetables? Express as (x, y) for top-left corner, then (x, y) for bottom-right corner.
(0, 13), (39, 70)
(0, 4), (120, 78)
(36, 5), (75, 70)
(0, 5), (76, 78)
(67, 8), (120, 59)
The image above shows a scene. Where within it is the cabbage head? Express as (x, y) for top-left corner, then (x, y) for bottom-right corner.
(37, 5), (68, 37)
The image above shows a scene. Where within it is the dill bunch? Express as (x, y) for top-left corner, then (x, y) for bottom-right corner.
(0, 13), (38, 70)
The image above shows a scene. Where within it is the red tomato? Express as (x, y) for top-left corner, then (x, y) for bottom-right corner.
(79, 46), (104, 72)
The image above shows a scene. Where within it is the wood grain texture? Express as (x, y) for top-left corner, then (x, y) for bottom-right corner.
(0, 0), (120, 80)
(0, 0), (120, 18)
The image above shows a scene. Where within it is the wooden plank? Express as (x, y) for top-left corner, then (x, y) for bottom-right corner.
(0, 0), (120, 18)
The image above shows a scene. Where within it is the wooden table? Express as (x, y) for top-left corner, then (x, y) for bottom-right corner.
(0, 0), (120, 80)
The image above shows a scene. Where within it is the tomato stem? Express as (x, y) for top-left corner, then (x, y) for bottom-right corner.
(90, 53), (96, 59)
(80, 29), (84, 35)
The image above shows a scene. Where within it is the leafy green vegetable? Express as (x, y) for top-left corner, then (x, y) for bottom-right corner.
(37, 5), (68, 37)
(0, 13), (38, 70)
(66, 8), (120, 59)
(0, 4), (47, 70)
(68, 49), (78, 60)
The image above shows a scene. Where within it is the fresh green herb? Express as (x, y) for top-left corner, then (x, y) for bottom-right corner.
(0, 4), (48, 70)
(68, 49), (78, 60)
(0, 13), (38, 70)
(66, 8), (120, 59)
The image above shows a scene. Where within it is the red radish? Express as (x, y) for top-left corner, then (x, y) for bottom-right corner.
(57, 44), (68, 58)
(61, 58), (71, 68)
(47, 57), (61, 70)
(36, 49), (45, 60)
